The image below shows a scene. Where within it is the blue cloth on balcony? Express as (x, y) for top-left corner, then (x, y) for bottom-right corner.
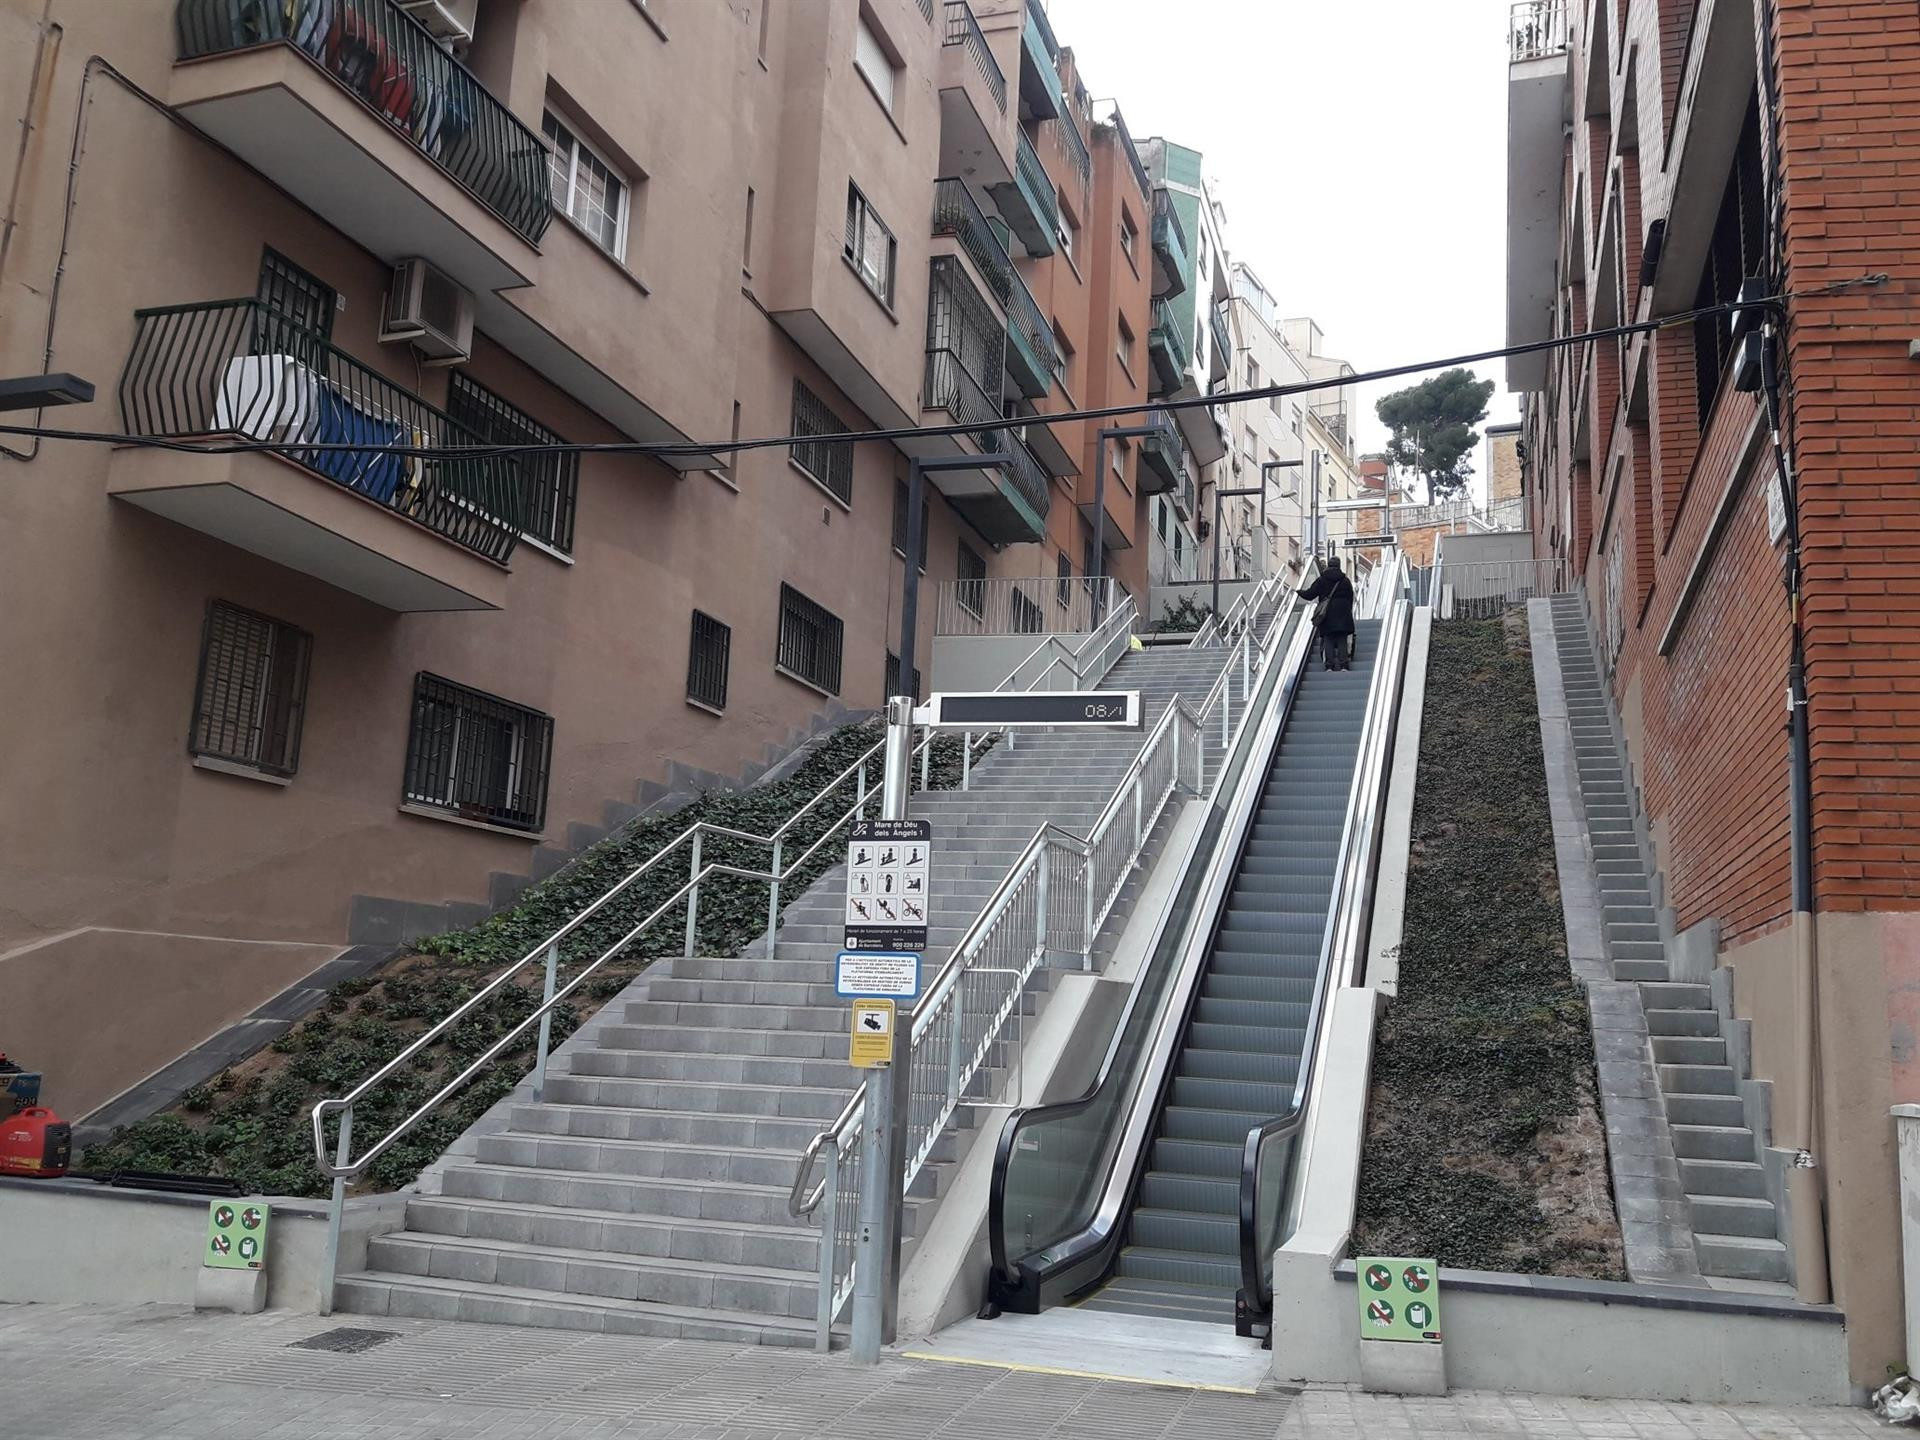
(307, 384), (406, 503)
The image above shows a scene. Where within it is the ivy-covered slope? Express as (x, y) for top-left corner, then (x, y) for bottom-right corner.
(83, 723), (980, 1197)
(1352, 614), (1626, 1278)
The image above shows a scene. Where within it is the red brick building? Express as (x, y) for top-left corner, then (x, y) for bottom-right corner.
(1508, 0), (1920, 1383)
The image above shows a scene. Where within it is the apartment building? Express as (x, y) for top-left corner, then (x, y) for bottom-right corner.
(0, 0), (1157, 1118)
(1506, 0), (1920, 1382)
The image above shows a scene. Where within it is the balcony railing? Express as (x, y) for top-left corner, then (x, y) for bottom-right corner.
(176, 0), (552, 246)
(1019, 1), (1063, 120)
(983, 428), (1052, 524)
(933, 178), (1013, 308)
(1016, 127), (1060, 238)
(1509, 0), (1570, 61)
(919, 0), (935, 21)
(1138, 408), (1184, 493)
(1209, 302), (1231, 374)
(1149, 296), (1190, 392)
(1006, 263), (1061, 398)
(119, 298), (524, 564)
(935, 574), (1115, 636)
(943, 0), (1007, 113)
(1052, 110), (1091, 211)
(1150, 188), (1189, 297)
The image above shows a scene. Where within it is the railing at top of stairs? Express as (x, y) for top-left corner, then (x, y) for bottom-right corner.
(304, 596), (1142, 1315)
(786, 573), (1313, 1350)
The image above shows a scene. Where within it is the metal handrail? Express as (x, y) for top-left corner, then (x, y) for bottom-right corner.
(932, 178), (1014, 308)
(1508, 0), (1570, 61)
(1015, 128), (1060, 238)
(1236, 580), (1413, 1331)
(935, 576), (1116, 636)
(942, 0), (1007, 113)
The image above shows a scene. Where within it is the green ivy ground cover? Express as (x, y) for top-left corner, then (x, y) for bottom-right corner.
(1352, 614), (1626, 1278)
(83, 723), (981, 1197)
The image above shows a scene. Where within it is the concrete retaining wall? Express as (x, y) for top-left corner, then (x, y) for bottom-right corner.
(0, 1178), (406, 1313)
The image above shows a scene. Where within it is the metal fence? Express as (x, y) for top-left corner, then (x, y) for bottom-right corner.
(1509, 0), (1570, 61)
(942, 0), (1006, 112)
(1437, 557), (1571, 620)
(176, 0), (551, 244)
(119, 298), (524, 564)
(932, 179), (1013, 307)
(934, 576), (1117, 635)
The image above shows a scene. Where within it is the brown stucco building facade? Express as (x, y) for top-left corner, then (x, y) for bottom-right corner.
(0, 0), (1163, 1118)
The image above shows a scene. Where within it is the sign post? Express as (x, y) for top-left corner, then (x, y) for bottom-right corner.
(1356, 1254), (1446, 1395)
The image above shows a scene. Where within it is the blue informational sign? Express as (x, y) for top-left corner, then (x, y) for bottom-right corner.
(835, 951), (922, 1002)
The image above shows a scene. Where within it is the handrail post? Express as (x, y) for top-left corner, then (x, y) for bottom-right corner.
(946, 973), (968, 1107)
(683, 830), (703, 960)
(1172, 712), (1183, 795)
(317, 1103), (352, 1318)
(814, 1142), (839, 1352)
(532, 940), (559, 1103)
(1132, 771), (1144, 855)
(920, 732), (931, 790)
(962, 732), (972, 790)
(1081, 844), (1096, 971)
(1035, 842), (1052, 968)
(856, 759), (868, 817)
(767, 838), (783, 960)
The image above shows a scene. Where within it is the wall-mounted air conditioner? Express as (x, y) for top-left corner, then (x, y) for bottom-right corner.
(380, 258), (474, 365)
(397, 0), (479, 49)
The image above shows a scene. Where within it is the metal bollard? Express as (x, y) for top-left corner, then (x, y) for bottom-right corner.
(532, 939), (559, 1101)
(683, 830), (703, 959)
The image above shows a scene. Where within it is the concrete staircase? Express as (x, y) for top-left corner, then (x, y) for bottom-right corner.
(334, 636), (1260, 1342)
(1547, 595), (1789, 1285)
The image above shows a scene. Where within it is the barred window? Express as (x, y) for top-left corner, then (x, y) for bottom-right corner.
(776, 583), (845, 695)
(1011, 591), (1045, 634)
(845, 183), (897, 306)
(686, 610), (731, 712)
(1056, 550), (1072, 607)
(956, 542), (987, 617)
(253, 248), (333, 362)
(790, 380), (854, 504)
(446, 373), (578, 554)
(885, 651), (923, 701)
(190, 601), (311, 777)
(403, 674), (553, 833)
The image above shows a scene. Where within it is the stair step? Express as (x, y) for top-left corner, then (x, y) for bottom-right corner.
(1680, 1157), (1768, 1198)
(1652, 1035), (1727, 1066)
(1666, 1092), (1749, 1127)
(1689, 1194), (1777, 1239)
(403, 1196), (822, 1270)
(1645, 1008), (1720, 1037)
(1641, 982), (1711, 1010)
(1669, 1123), (1758, 1163)
(1660, 1063), (1737, 1096)
(1694, 1233), (1792, 1284)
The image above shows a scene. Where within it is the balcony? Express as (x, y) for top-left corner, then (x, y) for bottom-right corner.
(1052, 109), (1091, 219)
(1173, 464), (1197, 520)
(110, 298), (519, 611)
(1148, 297), (1189, 396)
(1136, 409), (1184, 495)
(1506, 0), (1572, 390)
(933, 178), (1014, 309)
(939, 1), (1013, 192)
(988, 128), (1059, 258)
(1018, 0), (1063, 122)
(1150, 189), (1189, 300)
(1208, 303), (1231, 383)
(1005, 264), (1061, 399)
(923, 257), (1007, 433)
(965, 429), (1052, 545)
(171, 0), (547, 300)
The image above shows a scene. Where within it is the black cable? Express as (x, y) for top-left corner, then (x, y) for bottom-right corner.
(5, 286), (1884, 466)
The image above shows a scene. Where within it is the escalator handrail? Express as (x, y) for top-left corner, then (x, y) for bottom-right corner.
(1235, 595), (1415, 1322)
(986, 579), (1317, 1292)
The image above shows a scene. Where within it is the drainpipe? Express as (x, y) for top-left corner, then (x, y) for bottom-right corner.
(1766, 325), (1830, 1305)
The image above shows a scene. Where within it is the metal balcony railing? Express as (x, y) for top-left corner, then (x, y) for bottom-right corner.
(1509, 0), (1570, 61)
(1149, 296), (1190, 391)
(176, 0), (552, 246)
(1015, 127), (1061, 237)
(1007, 263), (1062, 391)
(1052, 110), (1091, 211)
(1209, 303), (1231, 373)
(1137, 407), (1184, 492)
(933, 178), (1013, 308)
(987, 427), (1053, 523)
(1151, 188), (1189, 274)
(925, 348), (1003, 431)
(934, 575), (1119, 636)
(942, 0), (1007, 113)
(119, 298), (524, 564)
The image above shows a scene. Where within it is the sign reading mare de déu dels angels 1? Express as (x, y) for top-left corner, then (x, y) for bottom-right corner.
(844, 819), (931, 952)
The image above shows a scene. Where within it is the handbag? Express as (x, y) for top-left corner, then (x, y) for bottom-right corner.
(1311, 597), (1329, 624)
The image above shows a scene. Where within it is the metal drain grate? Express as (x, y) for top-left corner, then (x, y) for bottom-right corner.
(287, 1327), (399, 1355)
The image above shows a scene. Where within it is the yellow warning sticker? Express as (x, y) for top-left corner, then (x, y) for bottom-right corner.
(849, 998), (896, 1069)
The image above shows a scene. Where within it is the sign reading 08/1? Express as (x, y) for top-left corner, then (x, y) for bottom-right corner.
(845, 820), (931, 952)
(915, 691), (1142, 731)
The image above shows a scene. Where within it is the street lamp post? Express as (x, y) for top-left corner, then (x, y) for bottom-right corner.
(1209, 459), (1305, 616)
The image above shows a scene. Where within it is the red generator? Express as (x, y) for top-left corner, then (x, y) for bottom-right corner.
(0, 1107), (71, 1178)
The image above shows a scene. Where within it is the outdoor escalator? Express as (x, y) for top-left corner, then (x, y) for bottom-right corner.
(987, 576), (1411, 1339)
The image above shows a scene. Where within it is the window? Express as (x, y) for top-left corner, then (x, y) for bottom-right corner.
(1119, 212), (1137, 266)
(1290, 406), (1302, 437)
(1116, 316), (1136, 372)
(885, 652), (923, 701)
(1156, 497), (1168, 540)
(777, 584), (845, 694)
(1244, 426), (1258, 463)
(1010, 591), (1046, 634)
(255, 249), (334, 350)
(1246, 359), (1260, 390)
(686, 610), (731, 712)
(447, 373), (578, 554)
(190, 601), (311, 777)
(892, 475), (929, 568)
(1051, 323), (1076, 394)
(956, 541), (987, 617)
(790, 379), (854, 504)
(845, 183), (897, 306)
(742, 186), (756, 275)
(1692, 100), (1765, 422)
(1055, 202), (1076, 264)
(1056, 550), (1072, 607)
(403, 674), (553, 833)
(854, 10), (899, 112)
(1112, 436), (1128, 478)
(544, 109), (629, 257)
(720, 401), (743, 486)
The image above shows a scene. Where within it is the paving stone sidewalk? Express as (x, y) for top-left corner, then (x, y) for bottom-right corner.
(0, 1305), (1884, 1438)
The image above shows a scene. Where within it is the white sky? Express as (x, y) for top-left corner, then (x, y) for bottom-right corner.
(1048, 0), (1522, 486)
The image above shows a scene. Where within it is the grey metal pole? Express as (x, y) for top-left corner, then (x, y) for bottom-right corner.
(1210, 483), (1224, 618)
(898, 460), (926, 699)
(1091, 430), (1107, 622)
(850, 697), (916, 1365)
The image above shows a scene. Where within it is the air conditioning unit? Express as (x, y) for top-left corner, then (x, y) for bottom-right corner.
(397, 0), (479, 48)
(380, 258), (474, 365)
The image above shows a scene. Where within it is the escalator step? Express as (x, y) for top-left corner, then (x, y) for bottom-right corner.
(1221, 892), (1331, 917)
(1201, 974), (1316, 1006)
(1138, 1171), (1237, 1215)
(1171, 1076), (1293, 1114)
(1178, 1047), (1299, 1085)
(1206, 946), (1322, 975)
(1157, 1106), (1276, 1146)
(1075, 1277), (1235, 1322)
(1112, 1246), (1240, 1292)
(1217, 911), (1330, 935)
(1193, 995), (1310, 1028)
(1150, 1137), (1242, 1179)
(1186, 1022), (1309, 1056)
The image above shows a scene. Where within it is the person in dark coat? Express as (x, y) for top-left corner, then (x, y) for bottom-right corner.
(1298, 556), (1357, 671)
